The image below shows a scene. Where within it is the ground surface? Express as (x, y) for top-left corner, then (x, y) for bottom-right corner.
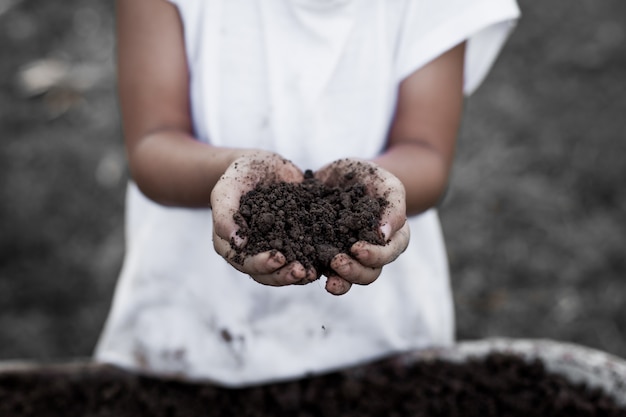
(0, 0), (625, 364)
(1, 354), (624, 416)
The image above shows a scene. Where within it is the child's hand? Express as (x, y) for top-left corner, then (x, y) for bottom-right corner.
(211, 151), (317, 286)
(314, 159), (410, 295)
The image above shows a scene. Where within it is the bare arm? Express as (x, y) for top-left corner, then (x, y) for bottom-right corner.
(374, 42), (466, 216)
(321, 42), (466, 295)
(117, 0), (326, 287)
(116, 0), (246, 207)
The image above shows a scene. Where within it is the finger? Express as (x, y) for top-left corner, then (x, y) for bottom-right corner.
(251, 261), (312, 287)
(214, 232), (319, 287)
(213, 233), (286, 274)
(212, 233), (247, 273)
(210, 179), (244, 242)
(302, 267), (321, 283)
(330, 253), (382, 285)
(351, 221), (410, 268)
(325, 275), (352, 296)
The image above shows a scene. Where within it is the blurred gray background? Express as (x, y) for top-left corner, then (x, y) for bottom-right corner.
(0, 0), (625, 362)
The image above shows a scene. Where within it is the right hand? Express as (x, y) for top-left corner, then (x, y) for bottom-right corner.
(314, 158), (410, 296)
(211, 151), (318, 286)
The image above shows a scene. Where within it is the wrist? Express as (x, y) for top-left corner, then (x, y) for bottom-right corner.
(374, 142), (450, 216)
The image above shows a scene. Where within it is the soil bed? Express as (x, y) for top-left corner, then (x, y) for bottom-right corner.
(234, 170), (388, 277)
(1, 353), (624, 417)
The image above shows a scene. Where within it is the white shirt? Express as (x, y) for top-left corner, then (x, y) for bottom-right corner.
(95, 0), (520, 386)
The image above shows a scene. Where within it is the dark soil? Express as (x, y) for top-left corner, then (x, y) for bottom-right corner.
(234, 170), (387, 277)
(1, 353), (624, 417)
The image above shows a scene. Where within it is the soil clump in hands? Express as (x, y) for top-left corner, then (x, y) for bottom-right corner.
(233, 169), (388, 278)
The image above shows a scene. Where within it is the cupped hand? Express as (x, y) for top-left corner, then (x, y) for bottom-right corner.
(211, 151), (317, 286)
(314, 158), (410, 295)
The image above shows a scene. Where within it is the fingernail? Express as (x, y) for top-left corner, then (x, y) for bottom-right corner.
(306, 268), (319, 282)
(352, 246), (367, 261)
(326, 278), (350, 296)
(269, 251), (285, 268)
(290, 264), (306, 280)
(231, 231), (245, 247)
(335, 258), (350, 275)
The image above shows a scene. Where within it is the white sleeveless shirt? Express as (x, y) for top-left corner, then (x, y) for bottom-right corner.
(96, 0), (520, 386)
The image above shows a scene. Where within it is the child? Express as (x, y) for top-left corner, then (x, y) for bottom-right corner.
(96, 0), (520, 386)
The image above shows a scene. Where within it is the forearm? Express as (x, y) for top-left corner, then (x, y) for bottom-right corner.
(373, 42), (464, 216)
(373, 140), (451, 217)
(127, 130), (248, 208)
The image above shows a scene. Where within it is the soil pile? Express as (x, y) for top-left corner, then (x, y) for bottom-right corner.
(234, 170), (388, 277)
(1, 353), (624, 417)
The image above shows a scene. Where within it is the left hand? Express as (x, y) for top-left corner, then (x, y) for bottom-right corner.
(211, 151), (317, 286)
(314, 158), (410, 295)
